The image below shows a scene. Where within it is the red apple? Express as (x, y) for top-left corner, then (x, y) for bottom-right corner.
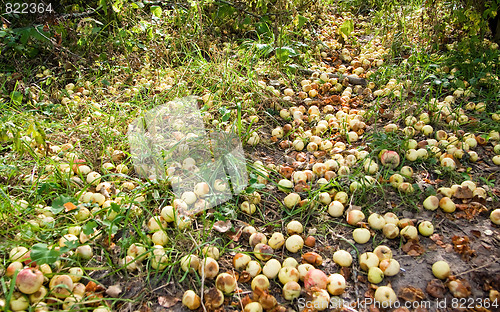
(16, 268), (44, 294)
(380, 151), (400, 168)
(304, 269), (328, 290)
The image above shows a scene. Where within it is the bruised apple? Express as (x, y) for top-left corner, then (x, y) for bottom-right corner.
(304, 269), (328, 290)
(380, 151), (400, 168)
(16, 268), (44, 294)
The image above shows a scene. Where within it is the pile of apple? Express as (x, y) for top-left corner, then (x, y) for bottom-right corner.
(4, 246), (109, 312)
(179, 220), (357, 311)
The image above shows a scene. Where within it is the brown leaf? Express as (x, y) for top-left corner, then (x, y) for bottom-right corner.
(340, 267), (352, 281)
(240, 294), (253, 308)
(213, 220), (232, 233)
(402, 239), (425, 256)
(158, 295), (180, 308)
(64, 202), (77, 212)
(451, 235), (476, 261)
(398, 286), (426, 302)
(426, 279), (446, 298)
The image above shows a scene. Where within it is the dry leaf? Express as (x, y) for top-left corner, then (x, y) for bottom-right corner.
(158, 295), (180, 308)
(426, 279), (446, 298)
(213, 220), (232, 233)
(64, 202), (77, 212)
(398, 286), (426, 302)
(451, 235), (476, 261)
(402, 239), (425, 256)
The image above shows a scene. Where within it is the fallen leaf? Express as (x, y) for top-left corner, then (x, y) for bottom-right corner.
(398, 286), (426, 302)
(426, 279), (446, 298)
(158, 295), (180, 308)
(451, 235), (476, 261)
(213, 220), (232, 233)
(402, 239), (425, 256)
(64, 202), (77, 212)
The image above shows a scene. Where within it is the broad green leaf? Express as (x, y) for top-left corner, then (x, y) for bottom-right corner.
(339, 19), (354, 40)
(297, 15), (307, 29)
(30, 243), (61, 265)
(10, 91), (23, 105)
(151, 5), (162, 18)
(110, 202), (121, 213)
(275, 47), (297, 62)
(51, 195), (77, 215)
(83, 220), (98, 235)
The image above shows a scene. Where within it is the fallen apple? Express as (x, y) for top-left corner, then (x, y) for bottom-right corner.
(283, 281), (301, 300)
(328, 201), (345, 217)
(9, 292), (29, 312)
(383, 212), (399, 225)
(249, 232), (267, 248)
(251, 274), (270, 290)
(199, 257), (219, 279)
(346, 209), (365, 226)
(373, 245), (393, 261)
(432, 260), (451, 279)
(285, 235), (304, 253)
(439, 197), (456, 213)
(284, 193), (301, 208)
(49, 274), (74, 298)
(262, 259), (281, 279)
(180, 254), (200, 273)
(389, 173), (404, 188)
(326, 273), (346, 295)
(380, 150), (400, 168)
(286, 220), (304, 235)
(254, 243), (273, 261)
(359, 252), (380, 271)
(233, 253), (251, 270)
(418, 221), (434, 236)
(6, 261), (23, 278)
(215, 272), (237, 294)
(16, 267), (44, 294)
(246, 260), (262, 277)
(400, 225), (418, 240)
(332, 250), (352, 267)
(374, 286), (398, 306)
(490, 209), (500, 225)
(423, 195), (439, 211)
(383, 223), (399, 239)
(278, 266), (300, 284)
(368, 213), (386, 230)
(309, 288), (331, 311)
(379, 258), (400, 276)
(183, 290), (201, 310)
(282, 257), (299, 268)
(304, 268), (328, 290)
(368, 266), (384, 284)
(353, 228), (371, 244)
